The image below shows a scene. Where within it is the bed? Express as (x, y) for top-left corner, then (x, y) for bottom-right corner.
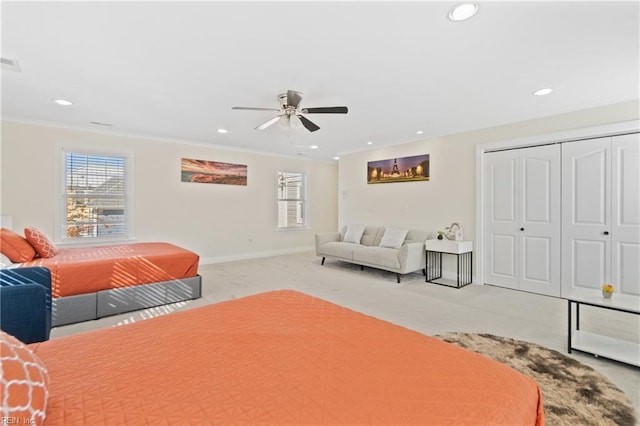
(19, 242), (201, 326)
(20, 290), (544, 425)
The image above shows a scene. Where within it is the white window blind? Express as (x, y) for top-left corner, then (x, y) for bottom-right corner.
(277, 171), (307, 229)
(64, 152), (128, 239)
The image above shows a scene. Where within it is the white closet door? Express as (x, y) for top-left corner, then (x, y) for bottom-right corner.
(611, 133), (640, 296)
(484, 150), (519, 289)
(561, 137), (612, 295)
(519, 145), (561, 296)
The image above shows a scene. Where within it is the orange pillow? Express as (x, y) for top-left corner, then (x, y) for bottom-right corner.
(0, 228), (36, 262)
(0, 331), (49, 425)
(24, 227), (58, 258)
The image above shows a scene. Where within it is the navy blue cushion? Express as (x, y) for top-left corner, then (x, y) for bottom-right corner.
(0, 267), (52, 343)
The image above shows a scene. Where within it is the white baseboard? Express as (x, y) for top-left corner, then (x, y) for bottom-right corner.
(200, 246), (315, 265)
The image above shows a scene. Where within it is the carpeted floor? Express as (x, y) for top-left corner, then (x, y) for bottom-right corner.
(437, 333), (637, 426)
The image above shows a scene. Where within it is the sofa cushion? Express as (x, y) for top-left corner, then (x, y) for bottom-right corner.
(360, 234), (376, 246)
(359, 226), (381, 246)
(379, 228), (409, 249)
(353, 246), (401, 270)
(371, 227), (386, 246)
(343, 225), (366, 244)
(317, 242), (356, 260)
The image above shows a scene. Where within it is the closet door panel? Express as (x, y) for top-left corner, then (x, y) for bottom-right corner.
(612, 133), (640, 296)
(572, 239), (607, 289)
(519, 145), (560, 296)
(489, 234), (518, 285)
(491, 159), (517, 222)
(522, 236), (551, 283)
(484, 151), (519, 289)
(523, 157), (552, 223)
(618, 243), (640, 296)
(573, 148), (608, 225)
(562, 138), (611, 296)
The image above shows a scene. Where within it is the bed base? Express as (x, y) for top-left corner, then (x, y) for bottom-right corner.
(52, 275), (202, 327)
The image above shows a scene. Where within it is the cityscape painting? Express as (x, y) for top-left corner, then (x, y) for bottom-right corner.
(367, 154), (429, 184)
(181, 158), (247, 186)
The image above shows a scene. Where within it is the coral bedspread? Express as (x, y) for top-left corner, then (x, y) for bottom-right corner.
(30, 290), (544, 425)
(21, 242), (199, 298)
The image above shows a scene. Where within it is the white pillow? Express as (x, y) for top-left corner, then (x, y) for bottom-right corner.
(378, 227), (409, 249)
(343, 225), (366, 244)
(0, 253), (14, 269)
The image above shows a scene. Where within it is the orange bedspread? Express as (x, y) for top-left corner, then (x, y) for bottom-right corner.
(22, 242), (199, 298)
(31, 290), (544, 425)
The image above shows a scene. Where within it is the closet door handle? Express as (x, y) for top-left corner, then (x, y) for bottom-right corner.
(603, 231), (610, 236)
(520, 228), (525, 231)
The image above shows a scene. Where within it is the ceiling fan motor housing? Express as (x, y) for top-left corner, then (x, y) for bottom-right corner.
(233, 90), (347, 132)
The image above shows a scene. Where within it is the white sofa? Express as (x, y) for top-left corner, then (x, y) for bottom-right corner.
(315, 225), (430, 283)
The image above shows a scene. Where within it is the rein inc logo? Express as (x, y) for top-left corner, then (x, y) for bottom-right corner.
(1, 418), (35, 425)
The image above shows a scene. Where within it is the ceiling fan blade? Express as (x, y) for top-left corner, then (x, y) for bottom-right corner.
(232, 106), (281, 111)
(297, 114), (320, 132)
(287, 90), (303, 108)
(301, 106), (348, 114)
(255, 115), (282, 130)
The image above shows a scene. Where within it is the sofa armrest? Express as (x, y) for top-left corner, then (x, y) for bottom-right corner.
(315, 232), (341, 255)
(0, 267), (52, 343)
(398, 241), (426, 273)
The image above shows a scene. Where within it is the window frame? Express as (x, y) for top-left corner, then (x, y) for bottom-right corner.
(276, 170), (309, 230)
(56, 144), (135, 244)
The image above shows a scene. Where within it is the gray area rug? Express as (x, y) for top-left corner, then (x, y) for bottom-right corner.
(436, 333), (636, 426)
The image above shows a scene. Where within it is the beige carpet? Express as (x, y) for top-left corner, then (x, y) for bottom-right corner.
(437, 333), (637, 426)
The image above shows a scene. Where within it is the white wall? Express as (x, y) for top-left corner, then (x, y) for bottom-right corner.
(2, 100), (638, 270)
(338, 100), (640, 280)
(0, 120), (338, 263)
(339, 137), (473, 236)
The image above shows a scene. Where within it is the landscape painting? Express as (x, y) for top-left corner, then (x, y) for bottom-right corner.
(181, 158), (247, 186)
(367, 154), (429, 184)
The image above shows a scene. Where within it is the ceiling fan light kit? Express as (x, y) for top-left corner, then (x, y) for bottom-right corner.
(233, 90), (348, 133)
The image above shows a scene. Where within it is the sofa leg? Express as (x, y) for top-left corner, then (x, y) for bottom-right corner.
(422, 268), (426, 276)
(321, 257), (325, 265)
(397, 273), (401, 284)
(361, 265), (364, 271)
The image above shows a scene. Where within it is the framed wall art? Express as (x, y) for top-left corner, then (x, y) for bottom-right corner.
(181, 158), (247, 186)
(367, 154), (429, 184)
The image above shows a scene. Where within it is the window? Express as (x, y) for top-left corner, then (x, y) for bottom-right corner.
(277, 171), (307, 229)
(63, 151), (130, 240)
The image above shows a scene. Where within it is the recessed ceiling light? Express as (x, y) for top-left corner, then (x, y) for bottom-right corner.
(448, 3), (478, 21)
(367, 141), (373, 145)
(333, 156), (340, 160)
(53, 99), (73, 106)
(310, 145), (319, 149)
(217, 128), (228, 133)
(533, 88), (553, 96)
(416, 130), (424, 135)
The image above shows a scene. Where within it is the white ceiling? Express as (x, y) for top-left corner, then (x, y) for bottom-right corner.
(2, 1), (639, 161)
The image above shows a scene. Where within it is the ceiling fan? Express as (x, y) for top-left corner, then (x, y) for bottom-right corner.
(232, 90), (348, 132)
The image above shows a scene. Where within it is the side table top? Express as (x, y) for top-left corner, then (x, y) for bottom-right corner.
(565, 292), (640, 314)
(425, 239), (473, 254)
